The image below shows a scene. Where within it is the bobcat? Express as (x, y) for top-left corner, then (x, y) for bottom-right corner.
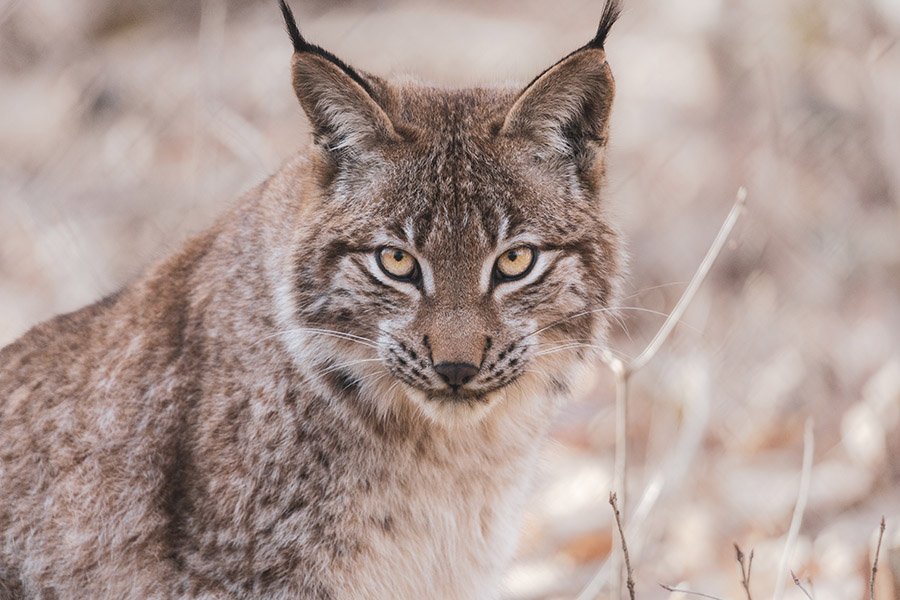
(0, 1), (622, 598)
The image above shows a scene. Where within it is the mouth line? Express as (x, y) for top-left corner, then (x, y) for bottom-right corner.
(391, 365), (531, 403)
(425, 390), (488, 403)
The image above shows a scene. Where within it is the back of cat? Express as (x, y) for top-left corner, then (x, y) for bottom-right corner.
(0, 230), (222, 597)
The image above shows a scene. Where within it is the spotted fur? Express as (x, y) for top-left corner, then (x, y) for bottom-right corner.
(0, 2), (623, 598)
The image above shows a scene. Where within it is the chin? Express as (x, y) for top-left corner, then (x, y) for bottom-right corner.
(403, 385), (501, 427)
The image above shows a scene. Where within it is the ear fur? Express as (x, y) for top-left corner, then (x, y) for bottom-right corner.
(500, 0), (621, 168)
(291, 54), (400, 152)
(278, 0), (400, 153)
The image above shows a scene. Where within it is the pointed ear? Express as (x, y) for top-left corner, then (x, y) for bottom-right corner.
(291, 54), (400, 152)
(278, 0), (400, 154)
(500, 0), (620, 170)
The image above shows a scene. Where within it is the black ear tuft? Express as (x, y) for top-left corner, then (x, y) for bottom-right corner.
(586, 0), (622, 50)
(277, 0), (375, 98)
(282, 2), (400, 154)
(278, 0), (305, 53)
(500, 3), (620, 178)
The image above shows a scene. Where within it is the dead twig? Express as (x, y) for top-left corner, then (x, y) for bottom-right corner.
(577, 187), (748, 600)
(658, 548), (756, 600)
(773, 418), (815, 600)
(659, 584), (726, 600)
(610, 358), (629, 600)
(609, 492), (635, 600)
(627, 186), (747, 373)
(869, 517), (886, 600)
(655, 398), (814, 600)
(791, 571), (814, 600)
(734, 544), (754, 600)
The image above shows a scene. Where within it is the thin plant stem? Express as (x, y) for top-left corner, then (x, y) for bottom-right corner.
(773, 418), (815, 600)
(578, 187), (748, 600)
(612, 359), (629, 600)
(735, 544), (754, 600)
(659, 584), (726, 600)
(869, 517), (886, 600)
(791, 571), (814, 600)
(609, 492), (635, 600)
(629, 187), (746, 373)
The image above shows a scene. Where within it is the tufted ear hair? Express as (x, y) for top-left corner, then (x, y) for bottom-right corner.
(500, 0), (620, 173)
(278, 0), (400, 154)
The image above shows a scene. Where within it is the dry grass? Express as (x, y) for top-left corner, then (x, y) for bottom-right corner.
(1, 1), (898, 599)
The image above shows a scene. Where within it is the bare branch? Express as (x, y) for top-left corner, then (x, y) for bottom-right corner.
(869, 517), (886, 600)
(773, 418), (815, 600)
(791, 571), (814, 600)
(735, 544), (753, 600)
(659, 584), (726, 600)
(609, 492), (636, 600)
(627, 187), (747, 373)
(611, 359), (629, 600)
(747, 549), (754, 593)
(578, 188), (749, 600)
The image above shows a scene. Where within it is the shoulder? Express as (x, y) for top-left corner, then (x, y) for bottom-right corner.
(0, 289), (123, 409)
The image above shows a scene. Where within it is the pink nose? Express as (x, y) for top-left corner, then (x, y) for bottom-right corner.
(433, 362), (479, 388)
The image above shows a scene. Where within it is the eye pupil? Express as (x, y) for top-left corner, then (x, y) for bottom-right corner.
(507, 251), (518, 261)
(393, 250), (404, 262)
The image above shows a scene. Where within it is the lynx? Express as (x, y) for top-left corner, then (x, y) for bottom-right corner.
(0, 1), (622, 598)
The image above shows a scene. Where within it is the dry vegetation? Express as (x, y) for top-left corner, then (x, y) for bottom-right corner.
(1, 0), (898, 598)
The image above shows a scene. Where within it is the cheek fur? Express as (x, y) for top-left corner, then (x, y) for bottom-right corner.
(502, 255), (590, 318)
(298, 254), (414, 331)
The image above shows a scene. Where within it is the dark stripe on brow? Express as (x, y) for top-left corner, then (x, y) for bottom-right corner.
(498, 212), (528, 243)
(412, 208), (435, 247)
(321, 241), (353, 272)
(323, 240), (378, 263)
(386, 222), (408, 242)
(542, 239), (594, 257)
(481, 207), (504, 248)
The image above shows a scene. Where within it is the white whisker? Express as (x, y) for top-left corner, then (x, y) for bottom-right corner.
(519, 305), (700, 345)
(313, 358), (385, 378)
(251, 326), (379, 350)
(535, 342), (631, 360)
(620, 281), (685, 302)
(353, 370), (391, 387)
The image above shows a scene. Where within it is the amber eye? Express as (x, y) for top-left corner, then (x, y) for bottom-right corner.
(495, 246), (536, 281)
(377, 247), (419, 281)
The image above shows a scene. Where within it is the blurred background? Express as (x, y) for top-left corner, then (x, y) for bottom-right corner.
(1, 0), (899, 598)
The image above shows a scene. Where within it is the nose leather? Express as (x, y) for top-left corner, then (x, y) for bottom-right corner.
(433, 362), (479, 388)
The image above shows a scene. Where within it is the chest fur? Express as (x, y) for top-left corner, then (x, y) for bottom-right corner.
(333, 433), (541, 600)
(181, 383), (551, 600)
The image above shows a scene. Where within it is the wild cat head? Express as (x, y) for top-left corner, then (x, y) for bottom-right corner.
(276, 0), (623, 424)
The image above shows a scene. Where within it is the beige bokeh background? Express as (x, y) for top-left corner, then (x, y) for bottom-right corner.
(2, 0), (899, 598)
